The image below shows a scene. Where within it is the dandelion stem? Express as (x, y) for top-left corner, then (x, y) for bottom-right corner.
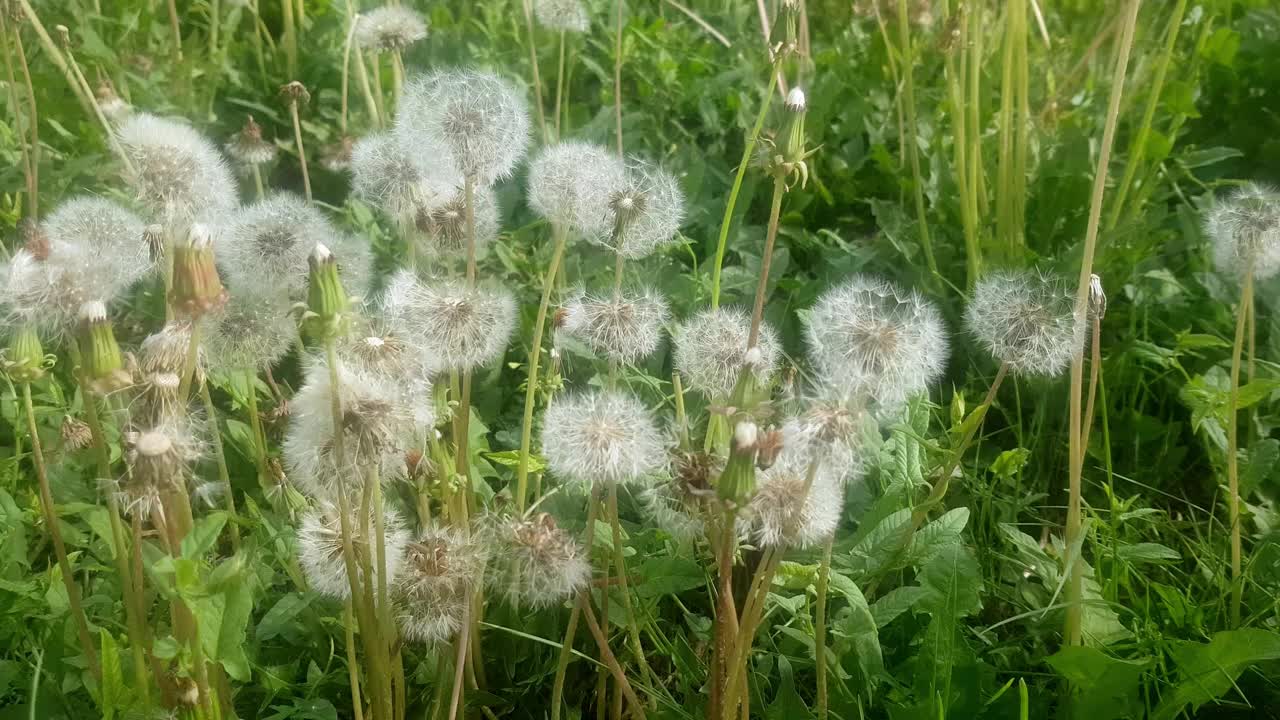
(815, 533), (833, 720)
(176, 320), (202, 403)
(1226, 269), (1252, 627)
(281, 0), (296, 78)
(896, 0), (937, 279)
(515, 223), (570, 512)
(167, 0), (183, 60)
(244, 369), (271, 493)
(613, 0), (624, 157)
(0, 13), (38, 218)
(209, 0), (220, 58)
(344, 601), (365, 720)
(368, 50), (387, 125)
(709, 68), (777, 310)
(251, 163), (266, 201)
(353, 37), (381, 127)
(391, 50), (405, 110)
(287, 97), (313, 202)
(447, 604), (471, 720)
(14, 0), (94, 118)
(581, 597), (646, 720)
(554, 29), (566, 140)
(59, 33), (135, 175)
(249, 0), (267, 84)
(21, 382), (101, 682)
(341, 14), (359, 134)
(1065, 0), (1140, 648)
(455, 176), (478, 485)
(550, 489), (600, 720)
(608, 484), (655, 702)
(198, 373), (240, 550)
(521, 0), (549, 143)
(747, 176), (786, 349)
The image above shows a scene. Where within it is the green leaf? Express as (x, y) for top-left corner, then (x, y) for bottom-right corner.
(217, 576), (255, 681)
(258, 592), (313, 642)
(1153, 629), (1280, 720)
(907, 508), (969, 565)
(989, 449), (1031, 480)
(918, 544), (982, 620)
(99, 630), (126, 720)
(1116, 542), (1180, 565)
(1180, 146), (1242, 169)
(635, 557), (705, 598)
(181, 512), (228, 559)
(1047, 646), (1151, 720)
(827, 573), (884, 683)
(870, 585), (926, 628)
(846, 509), (912, 579)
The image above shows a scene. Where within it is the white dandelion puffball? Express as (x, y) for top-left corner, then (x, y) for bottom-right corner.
(489, 513), (591, 609)
(225, 117), (277, 167)
(285, 360), (415, 499)
(965, 269), (1085, 377)
(351, 132), (460, 225)
(640, 451), (719, 542)
(541, 390), (666, 487)
(117, 419), (206, 519)
(394, 524), (489, 645)
(220, 193), (341, 293)
(743, 421), (857, 549)
(4, 197), (149, 333)
(528, 141), (626, 238)
(117, 113), (238, 227)
(381, 271), (516, 372)
(533, 0), (589, 32)
(395, 68), (530, 186)
(1204, 182), (1280, 281)
(560, 287), (669, 364)
(806, 275), (948, 411)
(356, 6), (428, 53)
(594, 159), (685, 259)
(298, 502), (411, 601)
(414, 183), (501, 258)
(674, 307), (780, 399)
(202, 284), (296, 372)
(336, 325), (437, 430)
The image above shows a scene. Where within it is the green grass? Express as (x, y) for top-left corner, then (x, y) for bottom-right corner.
(1, 0), (1279, 719)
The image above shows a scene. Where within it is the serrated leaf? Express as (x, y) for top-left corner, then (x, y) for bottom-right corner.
(181, 511), (228, 559)
(907, 508), (968, 565)
(1116, 542), (1180, 564)
(1047, 646), (1151, 720)
(919, 544), (982, 620)
(870, 586), (926, 628)
(99, 630), (126, 720)
(1153, 629), (1280, 720)
(846, 509), (912, 579)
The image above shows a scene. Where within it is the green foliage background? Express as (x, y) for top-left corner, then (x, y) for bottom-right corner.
(1, 0), (1280, 718)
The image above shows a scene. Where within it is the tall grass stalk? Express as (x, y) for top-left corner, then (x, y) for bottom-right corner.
(15, 0), (94, 117)
(0, 13), (38, 218)
(166, 0), (183, 61)
(942, 2), (977, 286)
(895, 0), (937, 279)
(554, 30), (567, 140)
(1226, 267), (1253, 627)
(58, 29), (135, 175)
(21, 381), (101, 682)
(1065, 0), (1141, 648)
(613, 0), (624, 156)
(996, 0), (1029, 255)
(281, 0), (297, 78)
(521, 0), (549, 143)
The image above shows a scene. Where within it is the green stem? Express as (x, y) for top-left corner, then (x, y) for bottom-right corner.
(289, 100), (312, 202)
(522, 0), (549, 142)
(709, 69), (778, 310)
(550, 488), (601, 720)
(815, 534), (833, 720)
(22, 382), (101, 682)
(746, 176), (786, 348)
(896, 0), (937, 278)
(198, 375), (240, 550)
(554, 30), (566, 140)
(515, 223), (570, 512)
(281, 0), (296, 78)
(1227, 270), (1252, 627)
(176, 320), (202, 402)
(607, 484), (654, 702)
(344, 601), (365, 720)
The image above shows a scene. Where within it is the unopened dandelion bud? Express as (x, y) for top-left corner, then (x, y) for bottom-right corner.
(170, 224), (227, 318)
(305, 243), (350, 340)
(54, 24), (70, 48)
(782, 86), (808, 170)
(719, 420), (760, 503)
(78, 301), (131, 393)
(1089, 274), (1107, 320)
(4, 324), (46, 383)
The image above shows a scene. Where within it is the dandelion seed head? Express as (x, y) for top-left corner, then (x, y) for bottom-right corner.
(298, 502), (410, 601)
(356, 6), (428, 52)
(674, 307), (780, 399)
(1204, 182), (1280, 280)
(117, 113), (238, 227)
(592, 159), (685, 259)
(488, 513), (590, 609)
(742, 420), (854, 549)
(285, 360), (416, 499)
(336, 321), (437, 430)
(541, 390), (665, 488)
(394, 524), (488, 645)
(140, 322), (195, 375)
(414, 184), (500, 258)
(533, 0), (589, 32)
(117, 419), (205, 518)
(351, 132), (459, 226)
(965, 269), (1084, 377)
(527, 141), (626, 236)
(225, 116), (277, 167)
(381, 271), (516, 372)
(560, 287), (668, 364)
(395, 69), (530, 185)
(806, 275), (948, 413)
(640, 451), (719, 541)
(202, 284), (296, 372)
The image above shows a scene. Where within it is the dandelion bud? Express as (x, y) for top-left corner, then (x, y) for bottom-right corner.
(1205, 182), (1280, 280)
(305, 244), (350, 341)
(356, 6), (428, 53)
(965, 269), (1084, 377)
(225, 115), (278, 167)
(533, 0), (589, 32)
(489, 513), (590, 609)
(279, 80), (311, 106)
(719, 419), (760, 504)
(77, 301), (132, 393)
(61, 416), (93, 452)
(3, 324), (46, 383)
(781, 86), (809, 177)
(170, 224), (227, 318)
(1088, 274), (1107, 321)
(542, 390), (665, 488)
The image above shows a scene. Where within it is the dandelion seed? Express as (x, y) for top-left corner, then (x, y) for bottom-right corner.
(395, 68), (530, 186)
(394, 524), (488, 645)
(560, 287), (669, 364)
(1204, 182), (1280, 280)
(140, 322), (195, 375)
(297, 501), (410, 601)
(117, 113), (238, 227)
(225, 116), (278, 168)
(2, 197), (149, 335)
(533, 0), (590, 32)
(356, 6), (428, 52)
(674, 307), (780, 399)
(284, 360), (416, 499)
(488, 513), (590, 609)
(527, 141), (625, 238)
(965, 269), (1084, 377)
(806, 275), (948, 413)
(202, 284), (297, 372)
(381, 270), (516, 372)
(541, 390), (665, 488)
(351, 132), (458, 227)
(594, 159), (686, 259)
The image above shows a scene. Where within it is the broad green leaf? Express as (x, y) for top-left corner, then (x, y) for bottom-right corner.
(827, 572), (884, 683)
(99, 630), (126, 720)
(181, 512), (228, 559)
(1153, 629), (1280, 720)
(846, 509), (912, 579)
(870, 585), (926, 628)
(635, 557), (705, 598)
(1116, 542), (1180, 564)
(217, 577), (255, 681)
(258, 592), (313, 642)
(919, 544), (982, 619)
(989, 448), (1031, 480)
(907, 508), (968, 565)
(1047, 646), (1151, 720)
